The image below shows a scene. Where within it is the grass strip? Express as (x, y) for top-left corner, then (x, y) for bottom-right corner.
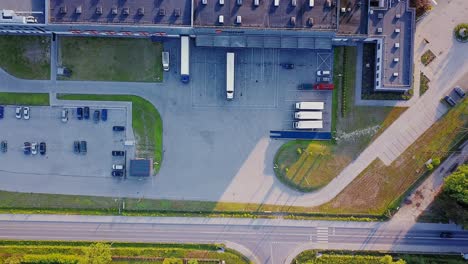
(57, 94), (162, 173)
(0, 92), (50, 106)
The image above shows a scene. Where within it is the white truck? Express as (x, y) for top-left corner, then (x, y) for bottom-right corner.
(295, 102), (324, 110)
(162, 51), (170, 71)
(180, 36), (190, 83)
(294, 111), (322, 120)
(293, 120), (323, 129)
(226, 52), (235, 100)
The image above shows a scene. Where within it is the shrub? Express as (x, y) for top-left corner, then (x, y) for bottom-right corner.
(21, 254), (81, 264)
(162, 258), (183, 264)
(426, 163), (434, 170)
(454, 23), (468, 42)
(432, 157), (440, 166)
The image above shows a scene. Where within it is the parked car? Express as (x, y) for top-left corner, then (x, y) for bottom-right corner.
(73, 141), (80, 153)
(112, 126), (125, 131)
(317, 77), (331, 83)
(16, 106), (22, 119)
(281, 63), (294, 69)
(454, 86), (465, 98)
(31, 142), (37, 155)
(440, 232), (453, 238)
(39, 142), (46, 155)
(83, 107), (90, 119)
(80, 141), (87, 154)
(93, 110), (100, 123)
(111, 170), (124, 177)
(317, 70), (331, 76)
(112, 164), (125, 170)
(1, 140), (7, 153)
(77, 107), (83, 120)
(23, 107), (30, 120)
(24, 142), (31, 155)
(61, 109), (68, 123)
(112, 150), (125, 156)
(444, 96), (456, 107)
(101, 109), (108, 121)
(0, 106), (4, 119)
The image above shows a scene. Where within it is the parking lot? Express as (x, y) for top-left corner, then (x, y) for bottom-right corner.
(0, 106), (132, 179)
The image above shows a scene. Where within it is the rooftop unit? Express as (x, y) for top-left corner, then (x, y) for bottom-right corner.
(236, 15), (242, 24)
(393, 72), (399, 77)
(75, 6), (82, 14)
(394, 42), (400, 48)
(60, 6), (67, 14)
(395, 13), (401, 19)
(174, 8), (181, 17)
(159, 8), (166, 16)
(292, 0), (297, 7)
(138, 7), (145, 16)
(394, 28), (400, 33)
(254, 0), (260, 6)
(290, 16), (296, 26)
(95, 6), (103, 15)
(219, 0), (225, 5)
(274, 0), (280, 7)
(307, 17), (314, 26)
(393, 58), (399, 63)
(377, 13), (383, 19)
(122, 7), (130, 15)
(111, 6), (118, 15)
(377, 27), (382, 33)
(218, 15), (224, 24)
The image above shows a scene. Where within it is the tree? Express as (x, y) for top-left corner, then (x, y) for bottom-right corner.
(162, 258), (183, 264)
(443, 164), (468, 205)
(410, 0), (431, 17)
(432, 157), (440, 166)
(82, 243), (112, 264)
(379, 255), (406, 264)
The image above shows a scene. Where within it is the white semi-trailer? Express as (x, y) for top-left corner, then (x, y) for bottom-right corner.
(294, 111), (322, 120)
(293, 120), (323, 129)
(226, 52), (235, 100)
(295, 102), (324, 110)
(180, 36), (190, 83)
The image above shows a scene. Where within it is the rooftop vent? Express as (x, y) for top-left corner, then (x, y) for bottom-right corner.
(174, 8), (181, 17)
(393, 58), (399, 63)
(236, 15), (242, 24)
(395, 13), (401, 19)
(218, 15), (224, 24)
(237, 0), (243, 5)
(394, 28), (400, 33)
(394, 42), (400, 48)
(202, 0), (207, 4)
(377, 13), (383, 19)
(377, 27), (382, 33)
(393, 72), (399, 77)
(274, 0), (280, 7)
(60, 6), (67, 14)
(254, 0), (260, 6)
(159, 8), (166, 16)
(138, 7), (145, 16)
(290, 16), (296, 26)
(307, 17), (314, 26)
(95, 6), (103, 15)
(122, 7), (130, 15)
(292, 0), (297, 7)
(219, 0), (225, 5)
(75, 6), (82, 14)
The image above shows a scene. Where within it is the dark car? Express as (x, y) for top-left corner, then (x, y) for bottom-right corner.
(83, 107), (90, 120)
(77, 107), (83, 120)
(440, 232), (453, 238)
(0, 105), (4, 119)
(80, 141), (87, 154)
(281, 63), (294, 69)
(93, 110), (100, 123)
(112, 150), (125, 156)
(73, 141), (80, 153)
(1, 140), (7, 153)
(112, 126), (125, 131)
(101, 109), (108, 121)
(454, 86), (465, 98)
(111, 170), (124, 177)
(444, 96), (456, 107)
(39, 142), (46, 155)
(24, 142), (31, 155)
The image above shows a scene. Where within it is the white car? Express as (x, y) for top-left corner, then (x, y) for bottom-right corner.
(31, 142), (37, 155)
(61, 109), (68, 123)
(112, 164), (124, 170)
(23, 107), (30, 120)
(15, 106), (22, 119)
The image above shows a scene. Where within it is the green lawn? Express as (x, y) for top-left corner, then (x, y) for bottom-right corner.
(0, 35), (50, 79)
(274, 46), (406, 192)
(57, 94), (162, 173)
(60, 37), (163, 82)
(0, 241), (249, 264)
(419, 72), (430, 96)
(0, 92), (50, 105)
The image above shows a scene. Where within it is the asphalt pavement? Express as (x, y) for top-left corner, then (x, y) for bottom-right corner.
(0, 214), (467, 264)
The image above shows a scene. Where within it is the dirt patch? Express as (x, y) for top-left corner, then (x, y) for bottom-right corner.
(24, 39), (50, 64)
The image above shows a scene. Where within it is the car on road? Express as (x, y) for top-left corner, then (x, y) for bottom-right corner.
(73, 141), (80, 153)
(84, 107), (90, 120)
(281, 63), (294, 69)
(23, 107), (30, 120)
(77, 107), (83, 120)
(112, 126), (125, 132)
(0, 106), (4, 119)
(316, 77), (331, 83)
(31, 142), (37, 155)
(111, 170), (124, 177)
(444, 96), (456, 107)
(112, 164), (125, 170)
(1, 141), (7, 153)
(440, 232), (453, 238)
(16, 106), (22, 119)
(454, 86), (465, 98)
(39, 142), (46, 155)
(24, 142), (31, 155)
(93, 110), (100, 123)
(61, 109), (68, 123)
(80, 141), (87, 154)
(112, 150), (125, 156)
(101, 109), (108, 121)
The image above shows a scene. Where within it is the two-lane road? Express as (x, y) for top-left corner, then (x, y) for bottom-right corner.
(0, 215), (467, 264)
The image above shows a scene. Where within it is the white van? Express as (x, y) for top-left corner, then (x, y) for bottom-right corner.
(162, 51), (169, 71)
(316, 70), (330, 76)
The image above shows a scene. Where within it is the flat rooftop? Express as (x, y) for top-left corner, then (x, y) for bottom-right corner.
(49, 0), (192, 26)
(369, 0), (413, 88)
(0, 0), (45, 24)
(193, 0), (337, 30)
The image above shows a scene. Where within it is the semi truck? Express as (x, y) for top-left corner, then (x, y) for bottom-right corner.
(293, 120), (323, 129)
(180, 36), (190, 83)
(295, 102), (324, 110)
(226, 52), (235, 100)
(294, 111), (322, 120)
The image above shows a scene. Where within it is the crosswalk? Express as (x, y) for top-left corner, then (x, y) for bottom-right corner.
(315, 227), (329, 243)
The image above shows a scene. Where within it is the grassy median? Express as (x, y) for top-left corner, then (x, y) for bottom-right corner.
(57, 94), (162, 173)
(0, 92), (50, 105)
(60, 37), (163, 82)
